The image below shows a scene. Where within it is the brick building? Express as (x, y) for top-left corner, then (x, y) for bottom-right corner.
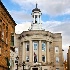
(67, 46), (70, 70)
(15, 4), (64, 70)
(0, 1), (16, 70)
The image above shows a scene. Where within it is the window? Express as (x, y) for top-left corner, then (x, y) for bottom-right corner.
(11, 36), (14, 46)
(56, 57), (59, 63)
(34, 52), (37, 63)
(34, 42), (38, 50)
(56, 68), (59, 70)
(26, 43), (29, 51)
(42, 42), (46, 51)
(2, 31), (4, 40)
(3, 23), (5, 29)
(6, 32), (8, 38)
(26, 56), (29, 62)
(55, 47), (59, 53)
(6, 38), (7, 44)
(11, 33), (14, 46)
(15, 48), (18, 53)
(42, 55), (45, 62)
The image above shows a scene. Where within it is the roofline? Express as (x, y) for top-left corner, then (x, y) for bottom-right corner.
(0, 1), (17, 26)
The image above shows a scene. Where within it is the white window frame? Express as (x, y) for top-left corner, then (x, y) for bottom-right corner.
(33, 42), (38, 50)
(56, 68), (59, 70)
(55, 46), (59, 53)
(42, 55), (46, 62)
(26, 42), (29, 51)
(42, 42), (46, 51)
(56, 57), (59, 63)
(26, 56), (29, 62)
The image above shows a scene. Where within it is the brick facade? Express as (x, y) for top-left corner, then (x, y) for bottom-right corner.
(0, 1), (16, 70)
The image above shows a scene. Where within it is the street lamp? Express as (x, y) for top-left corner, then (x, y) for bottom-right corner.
(22, 61), (25, 70)
(15, 56), (19, 70)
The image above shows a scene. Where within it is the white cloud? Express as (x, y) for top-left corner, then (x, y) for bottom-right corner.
(15, 22), (31, 34)
(11, 0), (70, 16)
(9, 10), (32, 23)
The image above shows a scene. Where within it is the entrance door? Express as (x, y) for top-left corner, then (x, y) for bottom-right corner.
(32, 68), (38, 70)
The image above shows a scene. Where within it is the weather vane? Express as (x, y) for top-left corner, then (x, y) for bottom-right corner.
(36, 2), (38, 8)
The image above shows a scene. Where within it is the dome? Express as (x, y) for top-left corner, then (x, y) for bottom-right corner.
(32, 3), (41, 12)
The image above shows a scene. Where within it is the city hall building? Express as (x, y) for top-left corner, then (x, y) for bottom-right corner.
(15, 4), (64, 70)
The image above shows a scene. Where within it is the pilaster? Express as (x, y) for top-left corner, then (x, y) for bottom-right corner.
(46, 41), (50, 63)
(22, 42), (26, 61)
(29, 40), (33, 62)
(39, 40), (42, 62)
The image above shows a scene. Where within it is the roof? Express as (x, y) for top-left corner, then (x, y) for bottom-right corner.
(0, 1), (17, 26)
(32, 3), (41, 12)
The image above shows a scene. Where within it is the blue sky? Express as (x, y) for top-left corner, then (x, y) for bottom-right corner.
(2, 0), (70, 23)
(1, 0), (70, 60)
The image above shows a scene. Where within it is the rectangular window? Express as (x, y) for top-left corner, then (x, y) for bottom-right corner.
(56, 68), (59, 70)
(11, 36), (14, 46)
(42, 42), (46, 51)
(42, 55), (45, 62)
(6, 38), (7, 44)
(11, 33), (14, 46)
(55, 47), (59, 53)
(33, 42), (38, 50)
(2, 31), (4, 40)
(6, 32), (8, 38)
(15, 48), (18, 53)
(34, 52), (37, 63)
(26, 42), (29, 51)
(26, 56), (29, 62)
(56, 57), (59, 63)
(3, 23), (5, 29)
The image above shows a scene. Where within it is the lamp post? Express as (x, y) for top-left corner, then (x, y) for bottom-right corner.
(15, 56), (19, 70)
(22, 61), (25, 70)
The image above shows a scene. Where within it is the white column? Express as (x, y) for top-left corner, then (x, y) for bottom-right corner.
(40, 15), (41, 24)
(46, 41), (50, 63)
(33, 14), (35, 23)
(38, 15), (39, 24)
(39, 40), (42, 62)
(22, 42), (26, 61)
(29, 40), (33, 62)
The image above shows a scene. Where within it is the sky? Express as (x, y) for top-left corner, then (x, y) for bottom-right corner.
(2, 0), (70, 60)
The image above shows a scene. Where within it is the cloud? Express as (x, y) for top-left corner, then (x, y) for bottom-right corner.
(11, 0), (70, 16)
(9, 10), (32, 23)
(15, 21), (70, 60)
(15, 22), (31, 34)
(43, 21), (70, 60)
